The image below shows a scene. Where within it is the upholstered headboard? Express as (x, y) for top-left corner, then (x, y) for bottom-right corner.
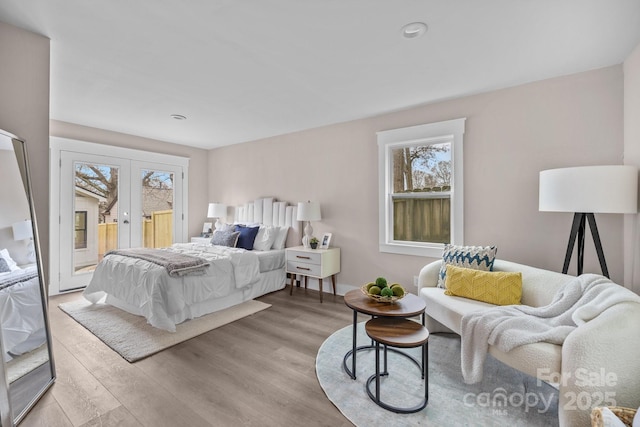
(234, 197), (301, 247)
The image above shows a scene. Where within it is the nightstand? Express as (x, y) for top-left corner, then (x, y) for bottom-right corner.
(190, 236), (211, 245)
(286, 245), (340, 303)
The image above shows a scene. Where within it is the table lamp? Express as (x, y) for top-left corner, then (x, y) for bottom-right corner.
(539, 165), (637, 278)
(12, 219), (35, 263)
(207, 203), (228, 231)
(296, 201), (321, 248)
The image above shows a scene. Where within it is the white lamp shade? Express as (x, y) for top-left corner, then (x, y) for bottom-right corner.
(296, 201), (321, 221)
(207, 203), (227, 218)
(12, 220), (33, 240)
(539, 165), (638, 214)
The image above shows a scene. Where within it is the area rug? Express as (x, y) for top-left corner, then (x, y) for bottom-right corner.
(316, 323), (559, 427)
(6, 344), (49, 383)
(59, 299), (271, 362)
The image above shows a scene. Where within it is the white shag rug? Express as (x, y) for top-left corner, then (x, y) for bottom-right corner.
(316, 322), (559, 427)
(59, 299), (270, 362)
(6, 344), (49, 383)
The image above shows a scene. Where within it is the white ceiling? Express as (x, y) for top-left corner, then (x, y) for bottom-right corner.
(1, 1), (639, 150)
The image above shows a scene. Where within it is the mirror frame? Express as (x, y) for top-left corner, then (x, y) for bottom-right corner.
(0, 129), (56, 426)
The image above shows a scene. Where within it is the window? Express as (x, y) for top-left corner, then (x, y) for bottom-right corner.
(74, 211), (87, 249)
(378, 118), (465, 257)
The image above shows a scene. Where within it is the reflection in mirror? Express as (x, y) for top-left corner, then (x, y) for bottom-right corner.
(0, 130), (55, 425)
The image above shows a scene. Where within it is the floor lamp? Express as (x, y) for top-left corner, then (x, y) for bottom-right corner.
(539, 165), (637, 278)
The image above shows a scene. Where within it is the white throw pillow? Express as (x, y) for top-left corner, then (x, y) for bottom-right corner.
(271, 226), (289, 250)
(0, 249), (20, 272)
(253, 225), (277, 251)
(633, 406), (640, 427)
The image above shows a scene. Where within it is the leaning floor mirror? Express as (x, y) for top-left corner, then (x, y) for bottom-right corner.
(0, 129), (55, 426)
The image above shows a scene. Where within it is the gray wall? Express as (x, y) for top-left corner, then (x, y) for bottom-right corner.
(209, 65), (626, 289)
(0, 21), (50, 283)
(624, 42), (640, 293)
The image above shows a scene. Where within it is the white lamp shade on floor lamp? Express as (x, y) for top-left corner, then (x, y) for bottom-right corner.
(539, 165), (637, 214)
(207, 203), (228, 230)
(539, 165), (638, 277)
(296, 201), (321, 248)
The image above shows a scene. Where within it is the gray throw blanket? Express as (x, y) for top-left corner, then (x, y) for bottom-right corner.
(106, 248), (210, 276)
(460, 274), (640, 384)
(0, 270), (39, 291)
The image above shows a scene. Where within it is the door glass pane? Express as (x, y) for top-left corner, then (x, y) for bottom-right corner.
(73, 162), (119, 273)
(141, 169), (174, 248)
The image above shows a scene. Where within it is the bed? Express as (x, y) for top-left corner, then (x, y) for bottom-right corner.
(0, 264), (47, 362)
(83, 198), (300, 332)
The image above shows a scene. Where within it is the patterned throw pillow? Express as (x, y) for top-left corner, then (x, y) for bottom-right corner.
(211, 230), (240, 247)
(0, 257), (10, 273)
(437, 244), (498, 288)
(444, 265), (522, 305)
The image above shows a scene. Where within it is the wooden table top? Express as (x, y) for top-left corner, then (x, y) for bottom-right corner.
(365, 317), (429, 348)
(343, 289), (426, 317)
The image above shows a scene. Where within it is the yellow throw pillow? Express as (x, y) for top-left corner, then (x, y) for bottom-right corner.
(444, 265), (522, 305)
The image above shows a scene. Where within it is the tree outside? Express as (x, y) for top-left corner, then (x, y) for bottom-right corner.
(392, 142), (452, 244)
(392, 143), (451, 193)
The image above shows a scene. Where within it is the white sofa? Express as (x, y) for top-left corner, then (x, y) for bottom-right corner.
(418, 258), (640, 427)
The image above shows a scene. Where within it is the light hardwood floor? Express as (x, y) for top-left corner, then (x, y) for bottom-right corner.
(19, 287), (354, 427)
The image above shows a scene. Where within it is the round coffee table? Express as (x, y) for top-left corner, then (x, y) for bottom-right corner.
(342, 289), (426, 380)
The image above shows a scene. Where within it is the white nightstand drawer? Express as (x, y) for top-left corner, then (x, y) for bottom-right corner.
(286, 250), (322, 265)
(287, 260), (322, 276)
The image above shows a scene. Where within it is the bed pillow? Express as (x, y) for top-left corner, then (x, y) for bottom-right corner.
(235, 225), (260, 250)
(0, 249), (20, 272)
(444, 265), (522, 305)
(211, 230), (240, 247)
(253, 225), (277, 251)
(217, 223), (235, 233)
(271, 226), (289, 250)
(437, 244), (497, 288)
(0, 257), (10, 273)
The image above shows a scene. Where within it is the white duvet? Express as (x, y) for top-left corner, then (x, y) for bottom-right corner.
(83, 243), (261, 331)
(0, 266), (46, 361)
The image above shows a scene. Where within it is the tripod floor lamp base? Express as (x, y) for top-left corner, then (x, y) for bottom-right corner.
(562, 212), (609, 278)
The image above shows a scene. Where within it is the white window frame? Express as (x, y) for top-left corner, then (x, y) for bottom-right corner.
(377, 118), (466, 257)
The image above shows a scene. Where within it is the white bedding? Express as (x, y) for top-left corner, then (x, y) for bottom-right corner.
(84, 243), (285, 332)
(256, 249), (285, 273)
(0, 266), (46, 362)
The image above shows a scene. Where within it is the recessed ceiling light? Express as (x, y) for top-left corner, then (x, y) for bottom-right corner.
(170, 114), (187, 120)
(401, 22), (428, 39)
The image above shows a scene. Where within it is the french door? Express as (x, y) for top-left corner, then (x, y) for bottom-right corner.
(55, 145), (187, 292)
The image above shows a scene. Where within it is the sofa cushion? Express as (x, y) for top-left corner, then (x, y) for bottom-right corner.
(444, 265), (522, 305)
(421, 287), (495, 334)
(491, 260), (574, 307)
(489, 341), (562, 382)
(421, 286), (562, 380)
(437, 244), (497, 288)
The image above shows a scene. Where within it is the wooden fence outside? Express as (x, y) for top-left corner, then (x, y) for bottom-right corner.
(145, 209), (173, 248)
(98, 209), (173, 257)
(393, 197), (450, 243)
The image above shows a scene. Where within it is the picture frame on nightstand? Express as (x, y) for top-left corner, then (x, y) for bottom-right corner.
(201, 222), (213, 238)
(320, 233), (332, 249)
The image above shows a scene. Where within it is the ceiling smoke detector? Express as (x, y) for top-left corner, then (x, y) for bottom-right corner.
(401, 22), (428, 39)
(170, 114), (187, 120)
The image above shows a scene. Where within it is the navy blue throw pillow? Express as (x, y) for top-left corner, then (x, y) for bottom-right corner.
(234, 225), (260, 250)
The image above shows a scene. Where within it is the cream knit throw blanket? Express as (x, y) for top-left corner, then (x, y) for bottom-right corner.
(460, 274), (640, 384)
